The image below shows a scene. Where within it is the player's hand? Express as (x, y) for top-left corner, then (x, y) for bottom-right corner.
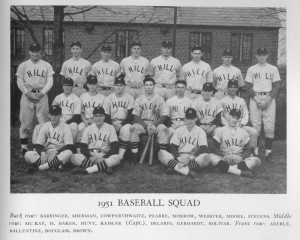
(89, 156), (97, 163)
(200, 125), (207, 132)
(188, 155), (196, 161)
(260, 96), (272, 110)
(115, 123), (122, 132)
(176, 162), (185, 169)
(25, 92), (39, 103)
(206, 125), (216, 136)
(35, 92), (44, 99)
(147, 125), (156, 134)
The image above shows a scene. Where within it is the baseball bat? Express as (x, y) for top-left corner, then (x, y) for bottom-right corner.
(148, 134), (155, 166)
(138, 133), (153, 165)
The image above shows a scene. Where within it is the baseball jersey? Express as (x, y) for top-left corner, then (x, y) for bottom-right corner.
(213, 65), (244, 92)
(181, 60), (213, 90)
(52, 93), (81, 122)
(133, 94), (168, 123)
(60, 58), (92, 85)
(80, 92), (105, 119)
(120, 56), (149, 85)
(213, 126), (250, 156)
(220, 95), (249, 126)
(36, 121), (73, 151)
(170, 125), (207, 154)
(91, 59), (119, 87)
(245, 63), (280, 92)
(103, 92), (135, 121)
(81, 122), (118, 153)
(191, 96), (223, 124)
(166, 96), (192, 121)
(150, 55), (181, 85)
(15, 59), (54, 94)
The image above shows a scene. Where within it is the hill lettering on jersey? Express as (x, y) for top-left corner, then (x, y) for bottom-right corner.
(112, 101), (128, 109)
(128, 65), (144, 74)
(157, 64), (174, 72)
(253, 72), (272, 80)
(216, 74), (237, 82)
(57, 101), (74, 110)
(186, 69), (205, 77)
(68, 66), (84, 75)
(83, 101), (102, 110)
(224, 138), (243, 147)
(224, 104), (242, 112)
(96, 68), (115, 77)
(27, 69), (46, 78)
(88, 133), (107, 142)
(48, 131), (61, 141)
(198, 109), (216, 118)
(179, 136), (197, 146)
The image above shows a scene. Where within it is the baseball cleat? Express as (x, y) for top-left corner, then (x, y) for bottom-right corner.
(20, 148), (28, 158)
(105, 167), (113, 175)
(188, 170), (199, 179)
(240, 170), (254, 179)
(130, 153), (139, 166)
(265, 152), (273, 162)
(72, 167), (88, 175)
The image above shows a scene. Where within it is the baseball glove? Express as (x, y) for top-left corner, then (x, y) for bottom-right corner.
(223, 154), (243, 165)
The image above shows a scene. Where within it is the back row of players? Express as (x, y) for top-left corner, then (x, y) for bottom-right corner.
(16, 40), (281, 178)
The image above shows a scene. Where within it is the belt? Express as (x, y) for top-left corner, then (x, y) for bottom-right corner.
(256, 92), (270, 96)
(200, 123), (211, 125)
(100, 86), (113, 90)
(173, 118), (185, 121)
(191, 90), (201, 94)
(112, 118), (125, 122)
(90, 149), (102, 153)
(31, 89), (41, 93)
(74, 84), (84, 88)
(143, 119), (154, 122)
(156, 84), (174, 89)
(128, 85), (142, 89)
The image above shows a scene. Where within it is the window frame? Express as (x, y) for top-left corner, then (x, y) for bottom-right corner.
(189, 32), (212, 62)
(11, 27), (25, 57)
(43, 28), (54, 56)
(230, 33), (253, 62)
(115, 30), (139, 62)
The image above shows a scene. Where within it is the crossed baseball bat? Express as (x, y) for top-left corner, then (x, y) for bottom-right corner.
(139, 133), (154, 166)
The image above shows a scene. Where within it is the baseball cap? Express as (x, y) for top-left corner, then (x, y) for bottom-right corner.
(202, 82), (215, 92)
(192, 45), (202, 52)
(70, 41), (82, 48)
(229, 108), (241, 119)
(131, 40), (142, 48)
(143, 75), (155, 84)
(101, 45), (112, 51)
(185, 108), (197, 119)
(63, 78), (74, 86)
(49, 105), (62, 115)
(114, 74), (126, 85)
(222, 49), (233, 56)
(29, 42), (41, 52)
(227, 79), (238, 88)
(162, 40), (172, 48)
(256, 47), (268, 55)
(87, 75), (98, 85)
(175, 80), (187, 86)
(93, 106), (105, 115)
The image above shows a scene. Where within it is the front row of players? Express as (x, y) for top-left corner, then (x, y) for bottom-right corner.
(24, 75), (261, 178)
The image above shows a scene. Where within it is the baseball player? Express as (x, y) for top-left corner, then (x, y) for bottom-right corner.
(210, 109), (261, 178)
(52, 78), (81, 141)
(158, 108), (210, 178)
(76, 75), (105, 151)
(220, 79), (258, 154)
(212, 49), (245, 100)
(130, 76), (169, 165)
(181, 45), (213, 100)
(191, 82), (223, 138)
(103, 73), (135, 161)
(150, 40), (181, 100)
(120, 41), (149, 99)
(24, 105), (74, 173)
(90, 45), (120, 96)
(16, 42), (54, 157)
(60, 41), (91, 96)
(166, 80), (192, 138)
(245, 48), (281, 160)
(71, 107), (120, 175)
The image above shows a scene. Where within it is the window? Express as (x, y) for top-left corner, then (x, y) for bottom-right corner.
(11, 28), (25, 57)
(231, 33), (253, 61)
(116, 30), (139, 62)
(43, 29), (54, 56)
(189, 32), (212, 61)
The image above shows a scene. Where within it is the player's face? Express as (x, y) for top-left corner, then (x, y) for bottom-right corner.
(115, 84), (125, 94)
(49, 114), (61, 126)
(93, 113), (105, 126)
(144, 81), (155, 94)
(87, 83), (97, 93)
(222, 56), (233, 65)
(131, 46), (142, 57)
(29, 50), (41, 62)
(71, 46), (82, 58)
(256, 54), (268, 64)
(63, 84), (73, 94)
(101, 51), (111, 61)
(185, 117), (197, 129)
(161, 47), (172, 57)
(175, 83), (186, 96)
(228, 115), (240, 128)
(202, 90), (213, 101)
(228, 85), (238, 97)
(191, 50), (203, 62)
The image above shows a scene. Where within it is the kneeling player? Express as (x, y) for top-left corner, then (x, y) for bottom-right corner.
(24, 105), (74, 173)
(210, 109), (261, 178)
(71, 107), (120, 174)
(158, 108), (210, 178)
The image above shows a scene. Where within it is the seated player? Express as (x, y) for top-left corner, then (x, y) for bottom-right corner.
(76, 75), (105, 151)
(220, 79), (258, 155)
(158, 108), (210, 178)
(103, 73), (135, 161)
(130, 76), (169, 165)
(24, 105), (74, 173)
(191, 82), (223, 137)
(71, 107), (120, 175)
(210, 109), (261, 178)
(166, 80), (192, 138)
(52, 78), (81, 141)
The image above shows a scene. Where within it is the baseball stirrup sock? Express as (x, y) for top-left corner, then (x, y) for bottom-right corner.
(131, 142), (139, 153)
(80, 158), (93, 168)
(96, 161), (108, 172)
(216, 160), (230, 172)
(188, 159), (200, 170)
(168, 159), (180, 169)
(237, 161), (250, 171)
(159, 144), (169, 151)
(265, 138), (273, 150)
(48, 156), (62, 168)
(119, 140), (128, 150)
(20, 138), (28, 145)
(35, 158), (42, 167)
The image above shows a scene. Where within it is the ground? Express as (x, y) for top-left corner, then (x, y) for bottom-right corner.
(10, 127), (286, 194)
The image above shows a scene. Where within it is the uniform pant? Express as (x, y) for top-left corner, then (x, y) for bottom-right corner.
(125, 86), (144, 100)
(154, 85), (175, 101)
(242, 126), (258, 149)
(76, 121), (93, 144)
(32, 123), (46, 145)
(168, 120), (186, 138)
(19, 94), (49, 139)
(71, 152), (120, 168)
(60, 116), (78, 142)
(25, 148), (72, 165)
(249, 96), (276, 138)
(130, 123), (169, 144)
(97, 86), (114, 96)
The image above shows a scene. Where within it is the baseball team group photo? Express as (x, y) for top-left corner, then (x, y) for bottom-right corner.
(10, 5), (286, 193)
